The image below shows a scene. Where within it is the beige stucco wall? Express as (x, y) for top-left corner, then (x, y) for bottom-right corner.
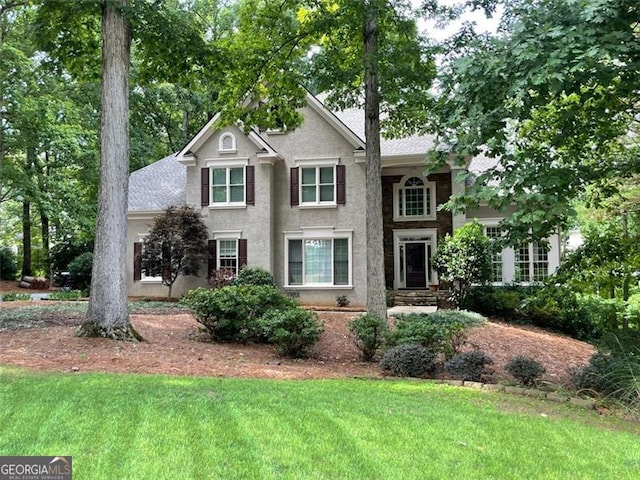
(265, 106), (367, 307)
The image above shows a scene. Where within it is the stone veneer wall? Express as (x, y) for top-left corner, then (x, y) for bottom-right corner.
(381, 172), (453, 288)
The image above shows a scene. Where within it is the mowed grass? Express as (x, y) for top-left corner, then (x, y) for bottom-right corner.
(1, 369), (639, 479)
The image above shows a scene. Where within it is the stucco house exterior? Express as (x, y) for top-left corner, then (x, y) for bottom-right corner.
(126, 93), (561, 306)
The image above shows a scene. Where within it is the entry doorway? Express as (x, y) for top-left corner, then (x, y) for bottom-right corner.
(393, 229), (438, 290)
(405, 242), (427, 288)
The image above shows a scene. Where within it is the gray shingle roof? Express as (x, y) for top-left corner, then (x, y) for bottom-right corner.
(128, 99), (496, 212)
(128, 153), (186, 211)
(332, 107), (435, 156)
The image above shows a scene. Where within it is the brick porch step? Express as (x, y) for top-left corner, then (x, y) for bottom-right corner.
(392, 289), (454, 308)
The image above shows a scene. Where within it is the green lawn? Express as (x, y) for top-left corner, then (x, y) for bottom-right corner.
(0, 369), (638, 479)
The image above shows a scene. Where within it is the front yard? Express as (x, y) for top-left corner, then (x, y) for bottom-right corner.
(1, 370), (638, 479)
(0, 301), (594, 383)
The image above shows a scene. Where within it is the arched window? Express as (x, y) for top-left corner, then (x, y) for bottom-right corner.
(219, 133), (236, 152)
(393, 175), (436, 221)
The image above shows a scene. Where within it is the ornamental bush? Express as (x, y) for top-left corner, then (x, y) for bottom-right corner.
(445, 350), (494, 382)
(68, 252), (93, 291)
(385, 311), (485, 360)
(181, 285), (297, 342)
(571, 334), (640, 410)
(259, 307), (324, 358)
(432, 221), (493, 308)
(348, 313), (388, 361)
(505, 356), (546, 387)
(0, 247), (18, 280)
(234, 266), (275, 287)
(380, 344), (437, 378)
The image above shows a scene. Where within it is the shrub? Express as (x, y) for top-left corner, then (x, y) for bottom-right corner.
(181, 285), (297, 342)
(461, 285), (529, 320)
(571, 335), (640, 410)
(505, 356), (546, 387)
(445, 350), (494, 382)
(1, 293), (31, 301)
(348, 314), (388, 361)
(68, 252), (93, 291)
(234, 266), (275, 287)
(432, 221), (493, 308)
(0, 247), (18, 280)
(385, 311), (485, 359)
(380, 344), (437, 378)
(259, 307), (324, 358)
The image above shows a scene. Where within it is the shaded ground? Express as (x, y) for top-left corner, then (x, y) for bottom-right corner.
(0, 299), (595, 384)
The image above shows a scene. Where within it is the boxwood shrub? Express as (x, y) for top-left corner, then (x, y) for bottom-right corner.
(181, 285), (297, 342)
(380, 344), (437, 378)
(385, 310), (485, 359)
(259, 307), (324, 358)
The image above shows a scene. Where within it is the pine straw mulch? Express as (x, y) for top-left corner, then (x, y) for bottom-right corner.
(0, 299), (595, 385)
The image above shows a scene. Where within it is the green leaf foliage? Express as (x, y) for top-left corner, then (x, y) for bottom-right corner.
(433, 0), (640, 244)
(432, 221), (492, 307)
(181, 285), (298, 342)
(258, 307), (324, 358)
(141, 206), (208, 299)
(348, 313), (388, 361)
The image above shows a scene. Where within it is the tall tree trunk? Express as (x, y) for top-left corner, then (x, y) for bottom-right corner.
(21, 200), (31, 278)
(78, 0), (141, 341)
(364, 0), (387, 319)
(40, 210), (49, 278)
(39, 152), (50, 279)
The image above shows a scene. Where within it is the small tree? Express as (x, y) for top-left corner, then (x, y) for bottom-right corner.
(433, 221), (492, 308)
(141, 205), (208, 299)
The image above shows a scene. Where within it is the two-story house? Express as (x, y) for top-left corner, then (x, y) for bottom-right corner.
(126, 92), (561, 306)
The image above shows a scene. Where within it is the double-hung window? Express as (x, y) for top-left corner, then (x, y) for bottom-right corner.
(201, 158), (252, 208)
(217, 239), (238, 273)
(212, 167), (244, 204)
(484, 226), (503, 282)
(286, 230), (351, 287)
(291, 158), (344, 208)
(515, 242), (549, 283)
(393, 174), (436, 221)
(301, 166), (335, 204)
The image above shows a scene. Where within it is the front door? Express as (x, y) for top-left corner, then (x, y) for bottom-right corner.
(405, 242), (426, 288)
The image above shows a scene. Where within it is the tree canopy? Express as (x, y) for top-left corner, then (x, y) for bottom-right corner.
(432, 0), (640, 245)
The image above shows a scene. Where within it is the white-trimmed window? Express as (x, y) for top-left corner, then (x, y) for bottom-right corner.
(217, 239), (238, 273)
(285, 229), (352, 287)
(138, 235), (163, 283)
(208, 233), (247, 277)
(218, 133), (236, 153)
(301, 166), (335, 204)
(292, 158), (343, 208)
(515, 242), (549, 283)
(484, 226), (503, 283)
(212, 166), (245, 204)
(393, 174), (436, 221)
(202, 159), (254, 208)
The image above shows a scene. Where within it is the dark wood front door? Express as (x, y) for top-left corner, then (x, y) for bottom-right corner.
(405, 242), (426, 288)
